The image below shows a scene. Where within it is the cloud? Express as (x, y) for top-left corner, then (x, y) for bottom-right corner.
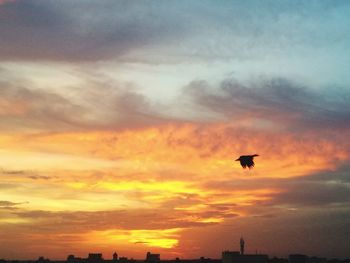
(0, 200), (22, 207)
(263, 165), (350, 207)
(0, 200), (27, 210)
(0, 169), (25, 175)
(0, 83), (86, 131)
(1, 1), (350, 258)
(11, 208), (220, 233)
(272, 181), (350, 207)
(27, 175), (51, 180)
(185, 77), (350, 131)
(0, 0), (187, 62)
(200, 164), (350, 210)
(0, 168), (47, 181)
(77, 77), (170, 130)
(0, 0), (13, 5)
(1, 0), (349, 65)
(0, 183), (21, 190)
(0, 77), (168, 132)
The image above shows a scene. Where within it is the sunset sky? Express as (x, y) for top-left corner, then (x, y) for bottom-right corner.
(1, 0), (350, 260)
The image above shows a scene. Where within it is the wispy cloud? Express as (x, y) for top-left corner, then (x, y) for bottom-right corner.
(185, 77), (350, 130)
(0, 78), (167, 132)
(0, 200), (26, 208)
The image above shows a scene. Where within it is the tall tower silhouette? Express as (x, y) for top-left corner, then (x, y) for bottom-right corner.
(113, 252), (118, 261)
(240, 236), (245, 255)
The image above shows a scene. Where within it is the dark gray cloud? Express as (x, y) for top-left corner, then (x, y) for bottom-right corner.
(0, 169), (25, 175)
(304, 164), (350, 183)
(0, 168), (53, 181)
(1, 0), (348, 63)
(0, 200), (22, 207)
(266, 165), (350, 207)
(0, 0), (186, 62)
(186, 77), (350, 130)
(268, 181), (350, 207)
(200, 164), (350, 210)
(216, 207), (350, 259)
(0, 200), (27, 210)
(27, 175), (51, 180)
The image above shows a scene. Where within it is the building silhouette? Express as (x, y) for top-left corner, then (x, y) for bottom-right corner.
(222, 251), (268, 263)
(37, 257), (50, 263)
(222, 238), (268, 263)
(240, 237), (245, 255)
(145, 252), (160, 263)
(1, 248), (349, 263)
(87, 254), (103, 263)
(289, 255), (308, 263)
(118, 257), (128, 263)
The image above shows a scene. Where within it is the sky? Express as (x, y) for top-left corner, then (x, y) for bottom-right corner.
(1, 0), (350, 260)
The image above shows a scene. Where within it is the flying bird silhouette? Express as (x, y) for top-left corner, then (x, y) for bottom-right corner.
(235, 154), (259, 169)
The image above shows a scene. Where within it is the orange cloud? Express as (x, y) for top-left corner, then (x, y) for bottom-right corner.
(1, 121), (349, 259)
(3, 123), (348, 178)
(0, 98), (29, 116)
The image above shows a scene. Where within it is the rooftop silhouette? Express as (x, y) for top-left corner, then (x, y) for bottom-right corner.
(1, 239), (349, 263)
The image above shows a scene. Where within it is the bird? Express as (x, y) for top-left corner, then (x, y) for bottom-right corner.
(235, 154), (259, 169)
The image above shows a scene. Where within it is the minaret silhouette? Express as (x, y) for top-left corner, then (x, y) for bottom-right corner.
(113, 252), (118, 261)
(240, 236), (245, 255)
